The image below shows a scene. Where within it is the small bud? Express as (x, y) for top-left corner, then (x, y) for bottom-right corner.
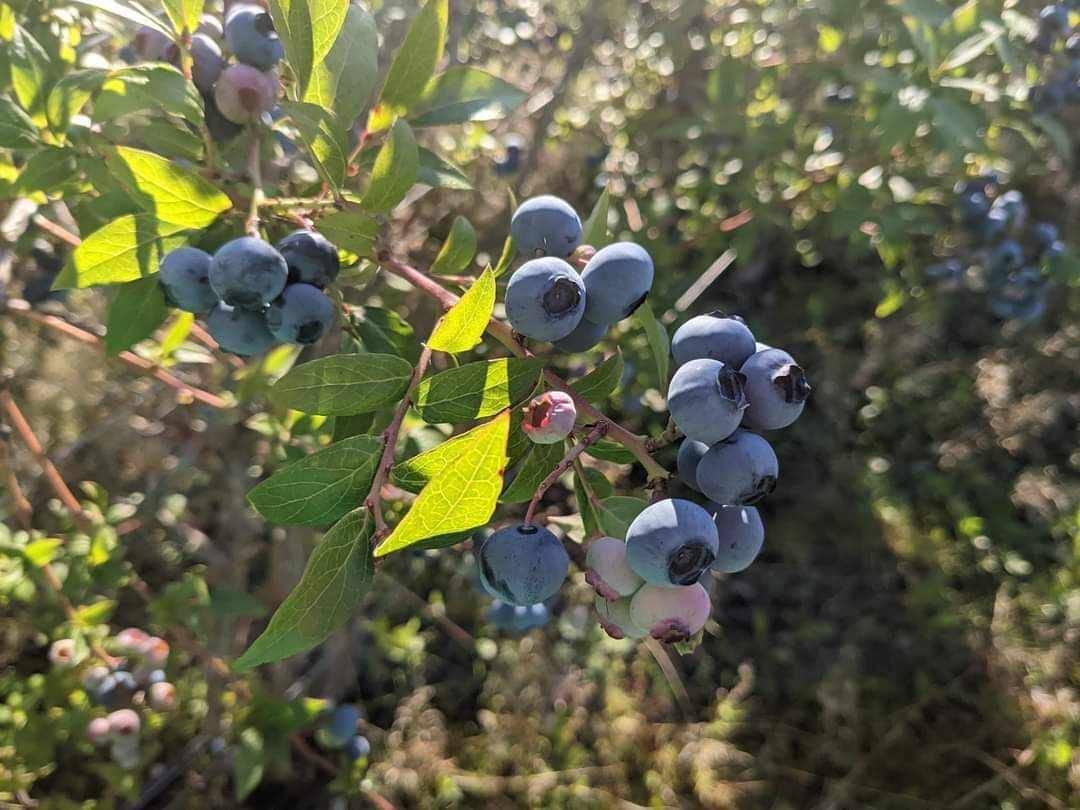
(48, 638), (77, 668)
(521, 391), (576, 445)
(148, 681), (177, 711)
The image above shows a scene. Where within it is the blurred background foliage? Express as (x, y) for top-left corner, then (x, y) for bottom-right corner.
(1, 0), (1078, 807)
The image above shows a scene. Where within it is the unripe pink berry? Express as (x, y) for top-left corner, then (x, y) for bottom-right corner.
(141, 637), (169, 667)
(585, 537), (644, 600)
(214, 63), (279, 123)
(115, 627), (150, 653)
(148, 681), (177, 710)
(48, 638), (76, 668)
(628, 583), (711, 643)
(87, 716), (112, 744)
(521, 391), (576, 445)
(107, 708), (141, 738)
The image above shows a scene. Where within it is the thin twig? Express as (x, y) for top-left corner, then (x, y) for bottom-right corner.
(644, 418), (681, 452)
(0, 435), (33, 530)
(644, 637), (692, 719)
(524, 423), (607, 524)
(32, 214), (81, 247)
(244, 129), (265, 238)
(385, 575), (476, 651)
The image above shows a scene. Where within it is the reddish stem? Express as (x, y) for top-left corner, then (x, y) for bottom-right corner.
(524, 422), (608, 525)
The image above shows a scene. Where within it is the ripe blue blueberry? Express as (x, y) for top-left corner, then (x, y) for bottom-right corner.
(225, 4), (284, 69)
(345, 735), (371, 761)
(275, 229), (340, 287)
(958, 190), (990, 221)
(206, 304), (277, 356)
(625, 499), (719, 588)
(204, 94), (244, 142)
(671, 312), (756, 370)
(970, 207), (1008, 241)
(98, 671), (138, 709)
(667, 358), (749, 444)
(214, 63), (279, 124)
(197, 14), (224, 39)
(580, 242), (654, 325)
(988, 240), (1025, 277)
(209, 237), (288, 310)
(628, 583), (711, 643)
(328, 704), (360, 745)
(991, 190), (1027, 229)
(1032, 223), (1059, 250)
(710, 504), (765, 574)
(158, 247), (218, 314)
(740, 347), (810, 430)
(696, 429), (778, 505)
(478, 524), (570, 606)
(585, 537), (644, 600)
(552, 317), (608, 353)
(1039, 4), (1070, 34)
(676, 439), (709, 492)
(990, 267), (1048, 321)
(504, 257), (586, 341)
(510, 195), (583, 258)
(488, 600), (550, 632)
(189, 33), (226, 95)
(266, 284), (335, 345)
(594, 596), (647, 640)
(1042, 240), (1065, 261)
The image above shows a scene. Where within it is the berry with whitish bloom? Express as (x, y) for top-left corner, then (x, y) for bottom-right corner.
(991, 190), (1027, 229)
(585, 537), (644, 600)
(225, 3), (284, 69)
(87, 716), (112, 745)
(521, 391), (577, 445)
(478, 524), (570, 606)
(275, 230), (340, 287)
(625, 499), (719, 588)
(739, 348), (810, 431)
(266, 283), (335, 344)
(82, 666), (111, 694)
(710, 504), (765, 573)
(505, 257), (586, 342)
(48, 638), (77, 668)
(594, 596), (647, 640)
(197, 14), (224, 39)
(98, 671), (138, 709)
(189, 33), (226, 95)
(580, 242), (654, 325)
(552, 317), (608, 353)
(115, 627), (150, 653)
(667, 358), (749, 444)
(676, 439), (709, 492)
(328, 705), (359, 746)
(214, 63), (279, 124)
(696, 429), (778, 505)
(510, 195), (583, 258)
(1042, 240), (1065, 261)
(345, 735), (371, 761)
(671, 312), (756, 370)
(107, 708), (141, 738)
(629, 583), (711, 643)
(206, 303), (278, 356)
(210, 237), (288, 310)
(1032, 223), (1059, 250)
(148, 682), (177, 711)
(158, 247), (218, 314)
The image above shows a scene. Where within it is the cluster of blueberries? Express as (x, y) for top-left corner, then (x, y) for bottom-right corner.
(158, 229), (339, 355)
(928, 176), (1066, 321)
(315, 704), (371, 763)
(124, 4), (284, 140)
(1030, 3), (1079, 115)
(49, 628), (175, 768)
(504, 195), (655, 352)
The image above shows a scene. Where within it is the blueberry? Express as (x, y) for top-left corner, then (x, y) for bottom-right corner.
(148, 681), (177, 710)
(214, 63), (279, 124)
(158, 247), (218, 314)
(667, 358), (749, 444)
(98, 671), (138, 709)
(203, 93), (244, 142)
(580, 242), (654, 325)
(115, 627), (150, 653)
(489, 600), (550, 632)
(1032, 222), (1059, 250)
(146, 669), (167, 685)
(1033, 81), (1067, 113)
(1042, 240), (1065, 260)
(275, 230), (340, 287)
(87, 716), (112, 745)
(504, 257), (586, 341)
(676, 439), (709, 492)
(344, 735), (371, 761)
(970, 207), (1008, 241)
(628, 583), (711, 643)
(958, 190), (990, 221)
(266, 283), (335, 345)
(709, 504), (765, 573)
(594, 596), (647, 640)
(695, 429), (778, 505)
(988, 239), (1025, 282)
(625, 499), (719, 588)
(925, 259), (964, 286)
(510, 195), (582, 258)
(133, 26), (171, 61)
(991, 190), (1027, 229)
(740, 347), (810, 430)
(197, 14), (224, 39)
(1039, 4), (1070, 34)
(82, 666), (111, 694)
(225, 3), (284, 69)
(107, 708), (141, 738)
(585, 537), (644, 600)
(206, 303), (277, 356)
(328, 704), (359, 744)
(520, 391), (577, 445)
(552, 317), (608, 353)
(209, 237), (288, 310)
(478, 524), (570, 606)
(189, 33), (226, 95)
(671, 312), (756, 370)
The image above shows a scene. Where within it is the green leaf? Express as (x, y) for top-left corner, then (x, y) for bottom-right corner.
(303, 4), (378, 126)
(234, 727), (265, 801)
(937, 24), (1003, 72)
(161, 0), (205, 33)
(370, 0), (448, 128)
(392, 421), (492, 493)
(10, 26), (52, 117)
(104, 276), (169, 356)
(431, 216), (477, 275)
(376, 411), (508, 557)
(315, 209), (378, 259)
(13, 146), (78, 196)
(107, 146), (231, 227)
(70, 0), (172, 34)
(95, 65), (204, 126)
(417, 146), (472, 190)
(331, 412), (375, 441)
(581, 189), (612, 248)
(46, 69), (106, 133)
(159, 311), (194, 357)
(427, 267), (495, 354)
(53, 215), (190, 289)
(248, 435), (382, 526)
(414, 358), (542, 423)
(570, 350), (623, 404)
(585, 439), (637, 464)
(0, 96), (40, 149)
(73, 599), (116, 627)
(269, 353), (414, 415)
(634, 299), (670, 389)
(266, 0), (349, 98)
(353, 306), (420, 363)
(573, 471), (601, 538)
(595, 496), (648, 540)
(817, 24), (843, 53)
(23, 538), (62, 567)
(500, 441), (564, 503)
(361, 119), (418, 213)
(236, 509), (374, 669)
(492, 232), (515, 279)
(409, 67), (527, 127)
(134, 119), (205, 161)
(276, 102), (349, 189)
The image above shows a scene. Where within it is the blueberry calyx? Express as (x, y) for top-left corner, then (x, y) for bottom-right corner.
(254, 12), (276, 35)
(746, 475), (777, 504)
(542, 277), (582, 315)
(666, 542), (716, 585)
(516, 524), (540, 535)
(774, 363), (811, 404)
(715, 367), (749, 407)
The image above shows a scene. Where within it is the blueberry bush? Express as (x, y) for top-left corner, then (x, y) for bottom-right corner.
(1, 0), (1078, 807)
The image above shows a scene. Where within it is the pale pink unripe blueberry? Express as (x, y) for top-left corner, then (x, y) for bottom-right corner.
(594, 596), (647, 640)
(148, 681), (177, 710)
(48, 638), (76, 668)
(115, 627), (150, 653)
(629, 583), (711, 643)
(214, 63), (279, 124)
(87, 716), (112, 744)
(521, 391), (576, 444)
(141, 637), (169, 667)
(585, 537), (644, 600)
(107, 708), (141, 738)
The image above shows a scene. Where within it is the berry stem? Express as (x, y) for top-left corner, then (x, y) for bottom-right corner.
(524, 422), (608, 525)
(244, 128), (265, 238)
